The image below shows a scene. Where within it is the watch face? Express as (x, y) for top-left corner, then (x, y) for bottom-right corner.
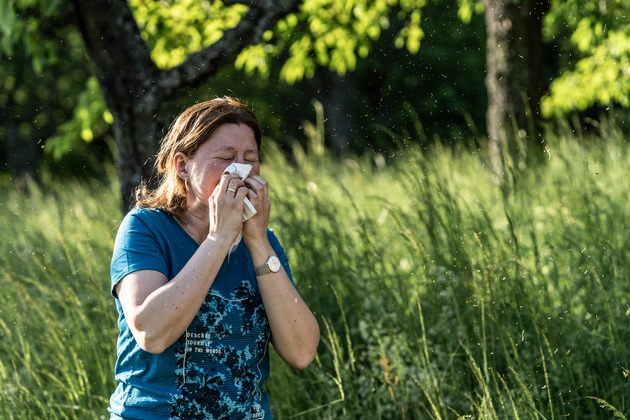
(268, 256), (281, 272)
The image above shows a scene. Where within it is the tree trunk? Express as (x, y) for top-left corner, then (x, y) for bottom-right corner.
(70, 0), (162, 209)
(483, 0), (549, 176)
(319, 73), (354, 158)
(70, 0), (298, 211)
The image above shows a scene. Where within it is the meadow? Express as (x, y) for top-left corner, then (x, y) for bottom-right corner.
(0, 118), (628, 419)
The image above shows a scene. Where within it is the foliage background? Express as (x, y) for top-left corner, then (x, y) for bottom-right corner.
(0, 0), (629, 418)
(1, 117), (628, 418)
(1, 0), (628, 179)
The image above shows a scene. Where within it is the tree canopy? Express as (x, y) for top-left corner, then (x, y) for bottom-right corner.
(0, 0), (628, 192)
(125, 0), (425, 82)
(542, 0), (630, 116)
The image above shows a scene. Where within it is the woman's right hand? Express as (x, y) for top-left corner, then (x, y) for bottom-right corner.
(207, 172), (248, 242)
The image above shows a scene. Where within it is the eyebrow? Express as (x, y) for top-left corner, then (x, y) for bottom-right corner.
(215, 145), (258, 153)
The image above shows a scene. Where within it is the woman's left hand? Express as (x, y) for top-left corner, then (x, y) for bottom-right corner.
(242, 174), (271, 246)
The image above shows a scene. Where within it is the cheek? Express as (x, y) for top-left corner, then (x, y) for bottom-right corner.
(203, 163), (230, 192)
(250, 162), (260, 176)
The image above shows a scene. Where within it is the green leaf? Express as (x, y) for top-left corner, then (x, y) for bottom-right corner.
(542, 27), (630, 116)
(0, 0), (17, 36)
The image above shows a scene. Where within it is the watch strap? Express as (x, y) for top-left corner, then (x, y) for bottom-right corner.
(254, 263), (270, 276)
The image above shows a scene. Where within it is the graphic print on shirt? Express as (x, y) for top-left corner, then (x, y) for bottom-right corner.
(170, 280), (269, 419)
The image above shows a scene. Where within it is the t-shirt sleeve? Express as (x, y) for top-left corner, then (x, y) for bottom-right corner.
(110, 210), (169, 298)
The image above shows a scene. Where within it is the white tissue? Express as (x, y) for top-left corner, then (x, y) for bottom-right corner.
(224, 163), (257, 221)
(224, 163), (257, 252)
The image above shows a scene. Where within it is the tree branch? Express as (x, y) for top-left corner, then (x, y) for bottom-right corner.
(158, 0), (300, 98)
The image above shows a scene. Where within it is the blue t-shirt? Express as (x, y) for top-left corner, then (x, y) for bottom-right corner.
(109, 207), (292, 419)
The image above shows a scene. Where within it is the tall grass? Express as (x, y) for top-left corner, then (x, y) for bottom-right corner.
(0, 121), (628, 419)
(0, 174), (120, 419)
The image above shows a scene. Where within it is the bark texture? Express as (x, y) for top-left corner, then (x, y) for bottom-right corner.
(483, 0), (549, 175)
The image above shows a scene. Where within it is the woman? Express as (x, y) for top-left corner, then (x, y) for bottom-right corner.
(108, 97), (320, 419)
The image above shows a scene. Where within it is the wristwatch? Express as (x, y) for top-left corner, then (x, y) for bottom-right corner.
(254, 255), (281, 276)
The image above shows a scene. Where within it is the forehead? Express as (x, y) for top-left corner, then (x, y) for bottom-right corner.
(199, 123), (258, 152)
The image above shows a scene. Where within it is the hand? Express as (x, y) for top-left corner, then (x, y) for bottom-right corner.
(242, 174), (270, 246)
(208, 172), (248, 242)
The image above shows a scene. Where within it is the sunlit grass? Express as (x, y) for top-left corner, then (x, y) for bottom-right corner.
(0, 176), (120, 419)
(0, 123), (628, 419)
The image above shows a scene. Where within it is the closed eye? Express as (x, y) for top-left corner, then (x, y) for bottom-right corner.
(245, 153), (259, 163)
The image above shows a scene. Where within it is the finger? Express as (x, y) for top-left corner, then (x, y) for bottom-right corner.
(235, 185), (249, 198)
(244, 174), (265, 184)
(245, 188), (258, 205)
(218, 173), (237, 191)
(222, 172), (245, 182)
(244, 175), (267, 193)
(222, 176), (245, 196)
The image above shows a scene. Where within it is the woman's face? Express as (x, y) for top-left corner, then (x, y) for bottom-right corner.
(184, 123), (259, 206)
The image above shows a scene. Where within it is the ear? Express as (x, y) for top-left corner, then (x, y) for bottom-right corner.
(174, 152), (189, 181)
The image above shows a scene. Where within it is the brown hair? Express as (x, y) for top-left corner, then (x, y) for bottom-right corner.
(134, 97), (262, 214)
